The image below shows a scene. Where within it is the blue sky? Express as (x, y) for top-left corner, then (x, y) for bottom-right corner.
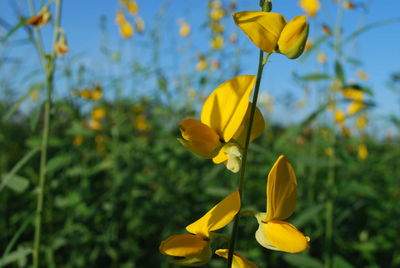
(1, 0), (399, 131)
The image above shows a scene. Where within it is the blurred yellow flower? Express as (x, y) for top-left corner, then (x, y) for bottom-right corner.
(178, 19), (191, 37)
(210, 8), (225, 20)
(88, 119), (101, 131)
(324, 147), (334, 156)
(358, 144), (368, 160)
(347, 101), (364, 115)
(160, 191), (240, 266)
(341, 126), (352, 137)
(255, 155), (310, 253)
(135, 17), (145, 33)
(342, 88), (364, 102)
(295, 100), (306, 110)
(356, 70), (369, 80)
(196, 59), (207, 71)
(299, 0), (320, 17)
(55, 32), (68, 58)
(211, 35), (224, 50)
(126, 1), (138, 15)
(120, 21), (134, 38)
(91, 108), (106, 120)
(95, 134), (107, 144)
(27, 6), (51, 28)
(134, 114), (150, 131)
(115, 9), (126, 25)
(215, 249), (258, 268)
(179, 75), (264, 173)
(343, 1), (356, 10)
(76, 85), (103, 100)
(30, 90), (40, 101)
(317, 51), (327, 64)
(73, 135), (83, 147)
(356, 114), (368, 131)
(334, 109), (346, 125)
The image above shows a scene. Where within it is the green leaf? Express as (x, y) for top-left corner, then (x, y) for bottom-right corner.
(0, 174), (29, 193)
(335, 61), (345, 84)
(0, 247), (32, 267)
(0, 17), (28, 43)
(333, 255), (354, 268)
(283, 254), (323, 268)
(345, 18), (400, 42)
(297, 73), (332, 81)
(293, 204), (324, 229)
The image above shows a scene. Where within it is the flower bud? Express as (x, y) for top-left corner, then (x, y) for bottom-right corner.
(277, 15), (309, 59)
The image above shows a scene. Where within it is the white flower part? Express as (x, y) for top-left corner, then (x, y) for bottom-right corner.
(223, 143), (242, 173)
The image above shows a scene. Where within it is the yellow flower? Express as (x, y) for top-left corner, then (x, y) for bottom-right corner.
(91, 108), (106, 120)
(135, 17), (145, 33)
(358, 144), (368, 160)
(126, 1), (138, 15)
(324, 147), (333, 156)
(55, 32), (68, 58)
(215, 249), (258, 268)
(357, 70), (368, 80)
(178, 19), (191, 37)
(233, 12), (309, 59)
(30, 90), (40, 101)
(115, 9), (126, 25)
(135, 114), (150, 131)
(76, 85), (103, 101)
(343, 1), (356, 10)
(341, 126), (352, 137)
(334, 109), (346, 126)
(356, 114), (368, 131)
(160, 191), (240, 266)
(299, 0), (320, 17)
(347, 101), (364, 115)
(73, 135), (83, 147)
(210, 8), (225, 21)
(255, 155), (309, 253)
(120, 21), (134, 38)
(342, 88), (364, 102)
(211, 35), (224, 50)
(88, 119), (101, 131)
(179, 75), (265, 173)
(27, 6), (51, 28)
(196, 59), (207, 71)
(317, 51), (327, 64)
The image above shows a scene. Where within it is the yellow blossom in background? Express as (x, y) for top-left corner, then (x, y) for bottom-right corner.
(295, 100), (306, 110)
(357, 70), (369, 80)
(196, 59), (207, 71)
(317, 51), (327, 64)
(159, 191), (240, 266)
(210, 8), (225, 21)
(30, 90), (40, 101)
(211, 59), (221, 70)
(211, 35), (224, 50)
(95, 134), (107, 144)
(209, 0), (222, 10)
(134, 114), (150, 131)
(55, 32), (69, 58)
(255, 155), (310, 253)
(27, 6), (51, 28)
(76, 85), (103, 100)
(179, 75), (265, 173)
(73, 135), (83, 147)
(233, 12), (309, 59)
(135, 17), (145, 33)
(358, 144), (368, 160)
(91, 108), (106, 120)
(126, 1), (138, 15)
(215, 249), (258, 268)
(334, 109), (346, 126)
(343, 1), (356, 10)
(347, 101), (364, 115)
(115, 9), (125, 25)
(120, 21), (134, 38)
(178, 19), (191, 37)
(356, 114), (368, 131)
(88, 119), (101, 131)
(342, 88), (364, 102)
(299, 0), (320, 17)
(325, 147), (334, 156)
(211, 23), (225, 34)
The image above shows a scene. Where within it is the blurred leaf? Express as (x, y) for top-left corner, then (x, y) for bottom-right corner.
(283, 254), (323, 268)
(297, 73), (332, 81)
(0, 247), (31, 267)
(30, 102), (43, 131)
(345, 18), (400, 42)
(0, 174), (29, 193)
(301, 35), (329, 61)
(333, 255), (354, 268)
(0, 17), (28, 42)
(335, 61), (345, 84)
(293, 204), (324, 229)
(0, 147), (39, 192)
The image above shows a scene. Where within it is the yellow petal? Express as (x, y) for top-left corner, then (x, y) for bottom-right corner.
(265, 155), (297, 221)
(342, 88), (364, 102)
(179, 118), (222, 158)
(201, 75), (256, 142)
(232, 11), (286, 53)
(299, 0), (320, 17)
(277, 15), (309, 59)
(159, 234), (209, 257)
(186, 191), (240, 237)
(212, 149), (228, 164)
(255, 219), (309, 253)
(120, 21), (134, 38)
(215, 249), (259, 268)
(347, 101), (365, 115)
(233, 103), (265, 147)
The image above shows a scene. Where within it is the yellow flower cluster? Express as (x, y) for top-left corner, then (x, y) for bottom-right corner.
(116, 0), (145, 38)
(75, 84), (103, 101)
(208, 0), (226, 50)
(160, 4), (311, 266)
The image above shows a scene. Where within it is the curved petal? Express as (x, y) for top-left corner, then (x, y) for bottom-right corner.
(277, 15), (309, 59)
(347, 101), (365, 115)
(233, 103), (265, 147)
(232, 11), (287, 53)
(186, 190), (240, 237)
(159, 234), (209, 257)
(201, 75), (256, 142)
(265, 155), (297, 221)
(179, 118), (222, 158)
(215, 249), (259, 268)
(255, 220), (309, 253)
(212, 149), (228, 164)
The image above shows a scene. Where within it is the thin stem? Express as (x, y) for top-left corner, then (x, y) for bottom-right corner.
(226, 51), (271, 268)
(32, 1), (62, 267)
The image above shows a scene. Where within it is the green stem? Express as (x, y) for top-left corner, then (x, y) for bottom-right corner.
(226, 51), (271, 268)
(32, 1), (62, 267)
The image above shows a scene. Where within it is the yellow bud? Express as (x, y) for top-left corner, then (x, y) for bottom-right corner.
(210, 35), (224, 50)
(334, 109), (346, 125)
(126, 1), (138, 15)
(135, 17), (145, 33)
(299, 0), (320, 17)
(210, 8), (225, 20)
(120, 21), (134, 38)
(91, 108), (106, 120)
(277, 15), (309, 59)
(356, 115), (368, 131)
(55, 33), (69, 58)
(178, 19), (191, 37)
(115, 9), (126, 25)
(358, 144), (368, 160)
